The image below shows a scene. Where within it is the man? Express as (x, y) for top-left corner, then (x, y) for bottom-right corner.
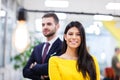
(112, 47), (120, 80)
(23, 13), (62, 80)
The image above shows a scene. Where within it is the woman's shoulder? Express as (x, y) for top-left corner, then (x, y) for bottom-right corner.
(91, 55), (99, 65)
(50, 56), (60, 61)
(91, 55), (97, 61)
(49, 56), (64, 64)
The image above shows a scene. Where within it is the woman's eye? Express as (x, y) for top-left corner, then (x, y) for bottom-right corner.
(77, 34), (81, 36)
(68, 33), (73, 35)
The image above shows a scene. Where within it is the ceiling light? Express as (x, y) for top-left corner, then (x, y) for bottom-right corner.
(45, 0), (69, 8)
(93, 15), (113, 21)
(12, 8), (30, 53)
(106, 2), (120, 10)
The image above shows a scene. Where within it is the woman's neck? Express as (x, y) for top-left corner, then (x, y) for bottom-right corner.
(63, 47), (78, 60)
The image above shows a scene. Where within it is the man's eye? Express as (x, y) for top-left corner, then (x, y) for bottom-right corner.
(42, 24), (45, 27)
(47, 23), (52, 26)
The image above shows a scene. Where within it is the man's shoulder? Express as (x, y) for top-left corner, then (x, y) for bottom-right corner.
(53, 38), (62, 47)
(54, 38), (62, 43)
(112, 55), (118, 61)
(34, 42), (45, 48)
(112, 55), (117, 58)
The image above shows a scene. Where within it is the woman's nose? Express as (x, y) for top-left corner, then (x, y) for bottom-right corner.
(72, 34), (77, 38)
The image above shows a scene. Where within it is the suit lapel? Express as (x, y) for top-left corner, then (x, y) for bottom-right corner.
(38, 43), (45, 63)
(44, 38), (61, 62)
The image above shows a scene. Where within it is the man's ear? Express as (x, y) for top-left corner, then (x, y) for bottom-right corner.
(56, 24), (60, 29)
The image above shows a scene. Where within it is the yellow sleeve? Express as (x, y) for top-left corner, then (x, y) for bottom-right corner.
(93, 56), (100, 80)
(49, 56), (62, 80)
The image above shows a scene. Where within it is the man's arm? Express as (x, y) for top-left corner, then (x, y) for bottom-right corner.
(31, 63), (48, 75)
(23, 49), (40, 79)
(29, 42), (62, 76)
(31, 48), (62, 76)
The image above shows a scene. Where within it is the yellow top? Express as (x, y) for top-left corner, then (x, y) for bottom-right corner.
(49, 56), (100, 80)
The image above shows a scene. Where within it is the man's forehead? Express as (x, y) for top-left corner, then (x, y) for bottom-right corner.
(42, 17), (54, 20)
(42, 17), (54, 21)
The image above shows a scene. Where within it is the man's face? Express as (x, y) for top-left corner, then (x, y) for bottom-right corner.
(42, 17), (58, 37)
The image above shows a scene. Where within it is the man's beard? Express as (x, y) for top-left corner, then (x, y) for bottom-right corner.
(44, 32), (55, 37)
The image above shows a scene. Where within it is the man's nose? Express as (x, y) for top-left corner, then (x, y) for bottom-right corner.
(43, 24), (48, 28)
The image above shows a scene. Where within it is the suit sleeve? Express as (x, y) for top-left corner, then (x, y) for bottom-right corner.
(31, 50), (62, 75)
(31, 63), (48, 75)
(31, 42), (63, 76)
(49, 57), (62, 80)
(23, 48), (40, 79)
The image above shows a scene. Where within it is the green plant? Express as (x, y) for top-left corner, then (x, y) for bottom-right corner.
(11, 40), (40, 70)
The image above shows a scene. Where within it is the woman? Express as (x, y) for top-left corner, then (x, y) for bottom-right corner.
(49, 21), (100, 80)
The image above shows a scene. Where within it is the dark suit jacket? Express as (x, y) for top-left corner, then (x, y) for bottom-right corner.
(23, 38), (62, 80)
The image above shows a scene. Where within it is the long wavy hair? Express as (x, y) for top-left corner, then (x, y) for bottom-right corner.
(62, 21), (96, 80)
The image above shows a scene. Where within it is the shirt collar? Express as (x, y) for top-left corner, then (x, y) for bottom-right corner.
(46, 36), (58, 45)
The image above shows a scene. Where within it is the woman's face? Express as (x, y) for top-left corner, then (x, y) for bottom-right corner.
(64, 27), (81, 49)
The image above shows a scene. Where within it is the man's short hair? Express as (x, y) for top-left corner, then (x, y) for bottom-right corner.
(42, 13), (59, 24)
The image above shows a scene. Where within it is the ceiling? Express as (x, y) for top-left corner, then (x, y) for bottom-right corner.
(18, 0), (120, 35)
(22, 0), (120, 15)
(21, 0), (120, 23)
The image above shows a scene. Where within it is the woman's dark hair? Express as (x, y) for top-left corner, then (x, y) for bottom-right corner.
(62, 21), (96, 80)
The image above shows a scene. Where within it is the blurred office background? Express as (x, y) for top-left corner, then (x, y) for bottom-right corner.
(0, 0), (120, 80)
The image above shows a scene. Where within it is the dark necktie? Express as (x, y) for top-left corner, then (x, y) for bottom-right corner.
(42, 42), (50, 63)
